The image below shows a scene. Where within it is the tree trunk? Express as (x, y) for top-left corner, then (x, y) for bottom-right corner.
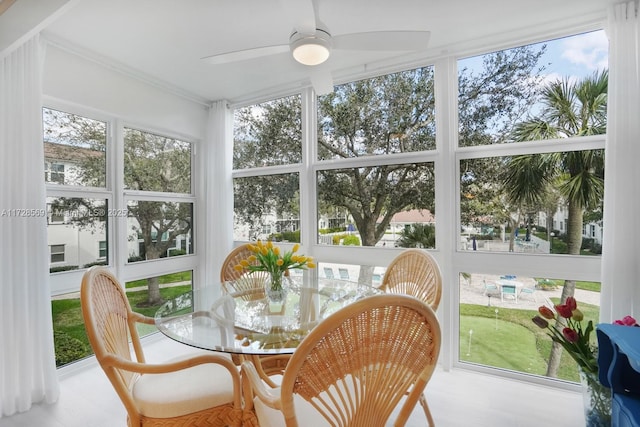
(545, 200), (582, 377)
(358, 265), (375, 285)
(545, 278), (577, 376)
(144, 246), (164, 306)
(146, 276), (163, 305)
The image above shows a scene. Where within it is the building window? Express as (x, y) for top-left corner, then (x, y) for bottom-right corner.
(50, 244), (65, 263)
(46, 196), (108, 269)
(47, 203), (65, 224)
(98, 241), (107, 258)
(45, 162), (65, 184)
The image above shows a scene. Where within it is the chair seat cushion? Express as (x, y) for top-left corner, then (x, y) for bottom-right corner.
(254, 390), (330, 427)
(132, 360), (235, 418)
(253, 377), (358, 427)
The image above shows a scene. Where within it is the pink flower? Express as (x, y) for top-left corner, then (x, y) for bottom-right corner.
(562, 327), (579, 343)
(614, 315), (638, 326)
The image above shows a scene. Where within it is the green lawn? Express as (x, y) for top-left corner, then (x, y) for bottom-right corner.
(52, 282), (192, 367)
(459, 299), (600, 382)
(460, 316), (548, 375)
(125, 271), (192, 288)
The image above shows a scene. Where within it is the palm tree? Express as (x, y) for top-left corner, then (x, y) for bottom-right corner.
(396, 223), (436, 249)
(502, 70), (607, 377)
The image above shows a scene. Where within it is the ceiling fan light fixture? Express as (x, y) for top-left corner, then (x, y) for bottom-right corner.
(290, 29), (332, 66)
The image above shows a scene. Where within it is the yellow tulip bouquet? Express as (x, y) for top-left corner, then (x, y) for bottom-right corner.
(234, 241), (315, 292)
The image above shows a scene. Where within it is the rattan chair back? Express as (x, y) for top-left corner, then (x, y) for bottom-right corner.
(81, 266), (248, 427)
(220, 244), (270, 299)
(81, 266), (145, 397)
(380, 248), (442, 311)
(279, 294), (441, 427)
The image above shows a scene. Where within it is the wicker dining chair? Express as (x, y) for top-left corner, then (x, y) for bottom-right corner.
(242, 294), (441, 427)
(379, 248), (443, 426)
(220, 244), (289, 379)
(80, 266), (252, 427)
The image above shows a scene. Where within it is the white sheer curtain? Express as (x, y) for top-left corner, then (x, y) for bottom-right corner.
(0, 35), (59, 417)
(202, 100), (234, 287)
(600, 1), (640, 322)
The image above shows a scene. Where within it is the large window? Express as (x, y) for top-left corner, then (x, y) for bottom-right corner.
(126, 200), (193, 262)
(44, 108), (109, 274)
(45, 108), (197, 367)
(123, 128), (192, 193)
(456, 30), (607, 382)
(312, 69), (437, 251)
(233, 95), (302, 243)
(228, 29), (607, 386)
(123, 127), (194, 264)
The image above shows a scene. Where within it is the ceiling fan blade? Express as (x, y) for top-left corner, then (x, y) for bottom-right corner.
(278, 0), (316, 34)
(333, 30), (431, 52)
(309, 68), (334, 95)
(201, 44), (289, 65)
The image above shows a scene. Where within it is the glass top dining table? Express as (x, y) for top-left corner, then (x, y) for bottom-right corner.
(154, 275), (381, 356)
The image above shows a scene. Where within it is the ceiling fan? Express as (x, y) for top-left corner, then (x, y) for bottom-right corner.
(201, 0), (430, 94)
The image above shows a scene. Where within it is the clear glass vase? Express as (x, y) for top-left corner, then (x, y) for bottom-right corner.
(266, 271), (287, 303)
(579, 369), (612, 427)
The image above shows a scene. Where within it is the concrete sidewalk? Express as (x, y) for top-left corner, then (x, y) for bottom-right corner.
(460, 273), (600, 310)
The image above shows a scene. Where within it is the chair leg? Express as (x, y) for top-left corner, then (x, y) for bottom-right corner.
(419, 392), (435, 427)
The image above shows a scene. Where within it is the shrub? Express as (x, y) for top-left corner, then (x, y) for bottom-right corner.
(319, 227), (346, 235)
(342, 234), (361, 246)
(83, 260), (107, 268)
(54, 330), (90, 367)
(473, 234), (494, 241)
(581, 237), (602, 254)
(168, 248), (186, 257)
(267, 230), (301, 242)
(49, 265), (79, 273)
(281, 230), (300, 242)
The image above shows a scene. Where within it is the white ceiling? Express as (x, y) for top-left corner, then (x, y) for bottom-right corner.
(5, 0), (612, 104)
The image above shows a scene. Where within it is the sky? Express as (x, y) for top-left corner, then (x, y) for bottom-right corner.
(539, 29), (608, 83)
(459, 29), (609, 85)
